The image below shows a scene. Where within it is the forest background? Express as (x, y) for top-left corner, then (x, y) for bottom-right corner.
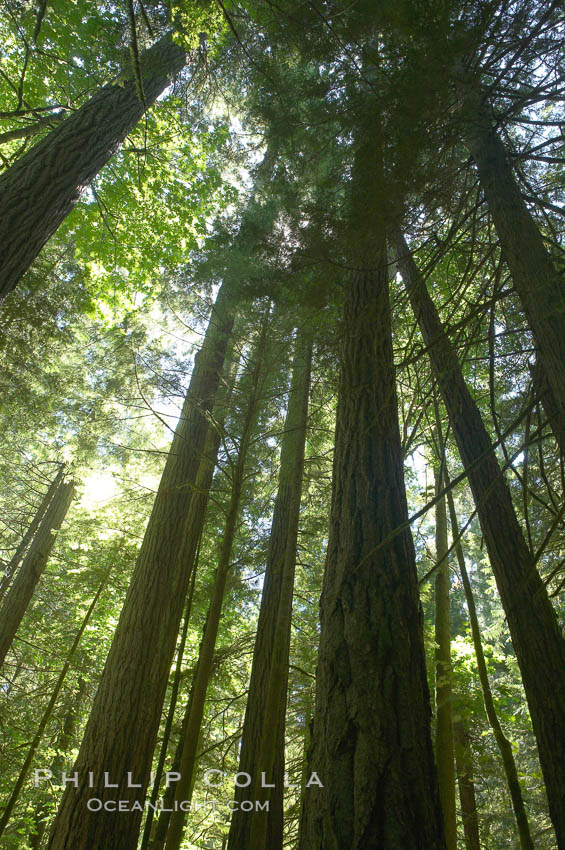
(0, 0), (564, 849)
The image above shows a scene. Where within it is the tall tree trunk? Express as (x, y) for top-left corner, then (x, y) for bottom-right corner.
(154, 317), (270, 850)
(453, 718), (481, 850)
(0, 475), (75, 666)
(457, 74), (565, 451)
(0, 33), (187, 299)
(299, 203), (445, 845)
(446, 485), (534, 850)
(0, 463), (64, 603)
(530, 358), (564, 458)
(391, 227), (561, 846)
(227, 330), (312, 850)
(0, 574), (108, 841)
(46, 282), (236, 850)
(139, 346), (240, 850)
(433, 464), (457, 850)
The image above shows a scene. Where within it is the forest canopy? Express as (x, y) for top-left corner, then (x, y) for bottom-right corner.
(0, 1), (564, 849)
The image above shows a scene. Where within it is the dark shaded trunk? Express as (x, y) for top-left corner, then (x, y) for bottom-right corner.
(299, 227), (445, 846)
(392, 227), (563, 847)
(155, 318), (270, 850)
(433, 466), (457, 850)
(0, 575), (108, 840)
(0, 463), (64, 603)
(453, 719), (480, 850)
(458, 75), (565, 451)
(446, 485), (534, 850)
(46, 282), (235, 850)
(0, 475), (75, 666)
(0, 33), (187, 299)
(227, 330), (312, 850)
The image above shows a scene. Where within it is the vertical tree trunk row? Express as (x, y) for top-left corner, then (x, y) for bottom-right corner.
(227, 329), (312, 850)
(46, 281), (236, 850)
(391, 227), (562, 845)
(158, 316), (271, 850)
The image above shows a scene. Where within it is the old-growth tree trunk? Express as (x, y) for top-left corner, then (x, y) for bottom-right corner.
(0, 33), (187, 299)
(433, 465), (457, 850)
(446, 485), (534, 850)
(299, 129), (445, 845)
(0, 463), (64, 603)
(453, 719), (480, 850)
(0, 475), (75, 666)
(156, 317), (270, 850)
(458, 75), (565, 451)
(227, 329), (312, 850)
(392, 227), (564, 847)
(46, 282), (235, 850)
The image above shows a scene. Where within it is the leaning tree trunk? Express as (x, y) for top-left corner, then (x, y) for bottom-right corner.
(0, 32), (187, 300)
(0, 475), (75, 666)
(392, 226), (565, 847)
(155, 317), (271, 850)
(0, 463), (64, 603)
(433, 463), (457, 850)
(457, 73), (565, 451)
(227, 330), (312, 850)
(299, 161), (445, 846)
(46, 282), (236, 850)
(446, 484), (534, 850)
(453, 719), (481, 850)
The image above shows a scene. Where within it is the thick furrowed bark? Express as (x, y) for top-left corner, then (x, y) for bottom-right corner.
(45, 283), (235, 850)
(393, 227), (565, 847)
(227, 330), (312, 850)
(0, 33), (187, 299)
(299, 233), (445, 849)
(0, 477), (75, 667)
